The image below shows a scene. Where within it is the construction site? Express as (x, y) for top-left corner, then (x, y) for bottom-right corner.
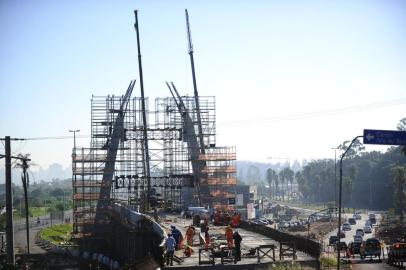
(65, 10), (322, 270)
(67, 9), (241, 266)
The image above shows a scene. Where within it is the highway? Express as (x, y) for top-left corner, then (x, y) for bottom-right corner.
(323, 211), (397, 270)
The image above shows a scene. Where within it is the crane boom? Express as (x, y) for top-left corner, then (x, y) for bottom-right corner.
(185, 9), (205, 155)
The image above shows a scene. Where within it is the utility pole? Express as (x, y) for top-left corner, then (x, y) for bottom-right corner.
(337, 135), (363, 270)
(5, 136), (15, 266)
(21, 159), (30, 254)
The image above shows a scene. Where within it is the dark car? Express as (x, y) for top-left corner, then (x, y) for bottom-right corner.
(335, 241), (347, 251)
(348, 241), (362, 256)
(360, 238), (381, 260)
(348, 218), (356, 225)
(329, 235), (339, 245)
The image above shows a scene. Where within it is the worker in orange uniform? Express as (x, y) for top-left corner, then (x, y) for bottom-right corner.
(231, 212), (238, 227)
(214, 211), (221, 225)
(203, 216), (209, 230)
(205, 227), (210, 250)
(185, 225), (195, 247)
(225, 225), (234, 248)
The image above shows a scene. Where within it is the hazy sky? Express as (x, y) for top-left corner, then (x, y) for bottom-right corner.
(1, 0), (405, 171)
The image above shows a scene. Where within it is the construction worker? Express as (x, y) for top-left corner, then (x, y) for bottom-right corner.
(170, 225), (183, 250)
(225, 225), (234, 248)
(185, 225), (195, 247)
(231, 212), (238, 227)
(164, 233), (176, 266)
(203, 215), (209, 232)
(205, 227), (210, 250)
(214, 211), (221, 225)
(233, 230), (242, 262)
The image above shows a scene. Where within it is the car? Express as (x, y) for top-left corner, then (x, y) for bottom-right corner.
(342, 223), (351, 231)
(329, 235), (339, 245)
(387, 242), (406, 266)
(348, 218), (356, 225)
(340, 231), (346, 238)
(335, 241), (347, 251)
(353, 213), (362, 220)
(348, 241), (362, 256)
(365, 220), (372, 227)
(369, 213), (376, 224)
(356, 229), (364, 236)
(364, 226), (372, 233)
(258, 219), (269, 225)
(354, 235), (363, 243)
(360, 238), (381, 260)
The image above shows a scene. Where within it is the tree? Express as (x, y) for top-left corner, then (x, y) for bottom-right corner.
(246, 165), (261, 184)
(338, 139), (365, 158)
(284, 168), (295, 201)
(274, 175), (280, 200)
(13, 153), (36, 254)
(266, 168), (277, 199)
(278, 170), (286, 201)
(397, 118), (406, 156)
(391, 166), (406, 223)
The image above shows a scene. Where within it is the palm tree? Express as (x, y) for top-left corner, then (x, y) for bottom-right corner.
(274, 175), (279, 200)
(391, 166), (406, 223)
(284, 168), (294, 201)
(278, 170), (286, 201)
(14, 153), (35, 254)
(266, 168), (277, 200)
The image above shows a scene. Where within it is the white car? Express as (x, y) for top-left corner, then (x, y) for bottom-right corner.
(364, 226), (372, 233)
(342, 223), (351, 231)
(353, 213), (362, 220)
(354, 235), (363, 243)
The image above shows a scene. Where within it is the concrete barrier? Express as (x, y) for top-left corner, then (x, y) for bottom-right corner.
(240, 221), (322, 259)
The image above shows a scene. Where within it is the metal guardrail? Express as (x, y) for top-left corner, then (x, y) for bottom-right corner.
(198, 248), (214, 265)
(256, 244), (276, 263)
(280, 242), (297, 260)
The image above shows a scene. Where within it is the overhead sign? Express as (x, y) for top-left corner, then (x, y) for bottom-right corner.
(363, 129), (406, 145)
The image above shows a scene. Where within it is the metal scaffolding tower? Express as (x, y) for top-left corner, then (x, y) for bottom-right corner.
(72, 88), (236, 237)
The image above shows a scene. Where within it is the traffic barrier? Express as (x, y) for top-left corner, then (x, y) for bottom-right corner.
(240, 220), (322, 259)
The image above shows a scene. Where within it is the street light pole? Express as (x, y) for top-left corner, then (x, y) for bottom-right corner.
(337, 135), (363, 270)
(331, 147), (339, 207)
(69, 129), (79, 223)
(69, 129), (80, 152)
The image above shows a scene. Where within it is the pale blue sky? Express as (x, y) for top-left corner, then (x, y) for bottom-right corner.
(1, 0), (405, 171)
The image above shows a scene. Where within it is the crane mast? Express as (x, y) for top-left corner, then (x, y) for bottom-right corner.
(185, 9), (205, 155)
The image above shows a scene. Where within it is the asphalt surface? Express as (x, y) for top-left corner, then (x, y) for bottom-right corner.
(13, 211), (72, 254)
(323, 211), (398, 270)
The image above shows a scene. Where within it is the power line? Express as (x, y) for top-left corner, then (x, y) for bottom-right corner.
(218, 98), (406, 127)
(19, 135), (90, 141)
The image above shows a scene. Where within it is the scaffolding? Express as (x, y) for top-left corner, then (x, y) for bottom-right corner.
(72, 92), (236, 237)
